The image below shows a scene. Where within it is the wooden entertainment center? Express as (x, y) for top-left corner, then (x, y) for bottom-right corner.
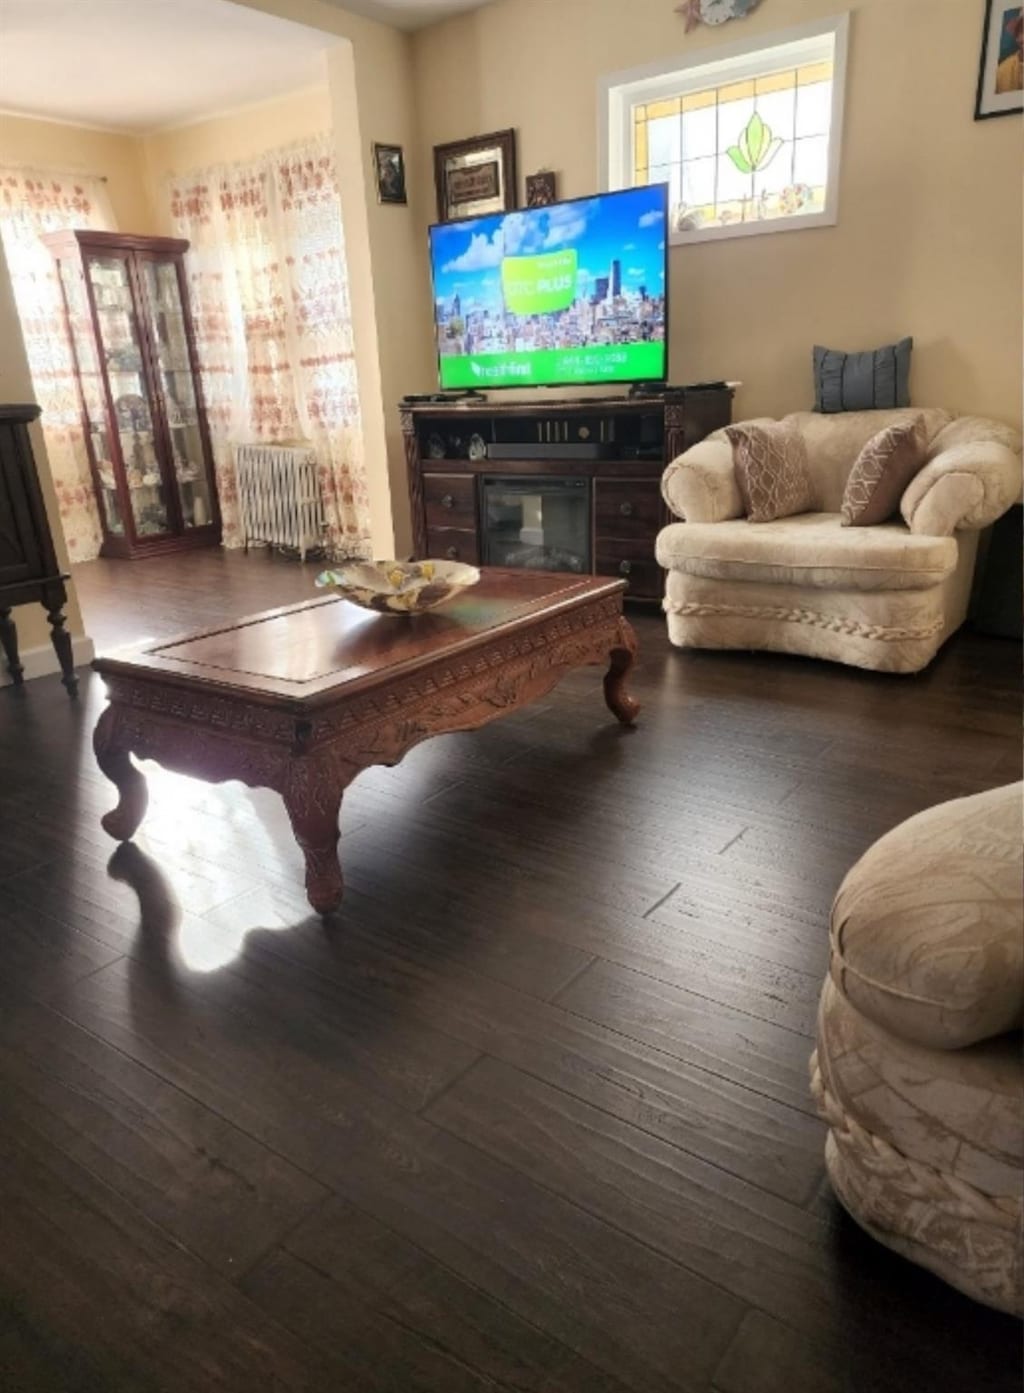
(401, 387), (733, 600)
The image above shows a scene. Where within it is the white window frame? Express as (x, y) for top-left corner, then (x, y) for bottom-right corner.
(599, 12), (850, 246)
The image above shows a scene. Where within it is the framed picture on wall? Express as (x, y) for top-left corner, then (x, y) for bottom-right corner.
(373, 143), (408, 204)
(433, 129), (517, 222)
(975, 0), (1024, 118)
(525, 171), (557, 207)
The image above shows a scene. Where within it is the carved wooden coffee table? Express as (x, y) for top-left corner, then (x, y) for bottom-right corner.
(92, 570), (639, 913)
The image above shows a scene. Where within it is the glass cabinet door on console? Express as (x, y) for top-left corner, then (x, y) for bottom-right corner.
(45, 230), (220, 559)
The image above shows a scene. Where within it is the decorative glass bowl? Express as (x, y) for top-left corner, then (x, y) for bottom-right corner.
(315, 559), (480, 614)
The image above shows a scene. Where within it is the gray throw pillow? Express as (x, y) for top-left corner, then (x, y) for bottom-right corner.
(813, 337), (912, 413)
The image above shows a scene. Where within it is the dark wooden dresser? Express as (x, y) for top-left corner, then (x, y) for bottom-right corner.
(400, 388), (733, 600)
(0, 403), (78, 696)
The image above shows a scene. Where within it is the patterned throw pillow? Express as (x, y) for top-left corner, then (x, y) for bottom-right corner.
(841, 415), (928, 527)
(725, 422), (814, 523)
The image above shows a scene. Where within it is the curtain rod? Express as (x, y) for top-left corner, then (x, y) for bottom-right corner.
(0, 159), (108, 182)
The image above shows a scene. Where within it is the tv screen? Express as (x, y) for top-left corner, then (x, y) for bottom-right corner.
(428, 185), (668, 391)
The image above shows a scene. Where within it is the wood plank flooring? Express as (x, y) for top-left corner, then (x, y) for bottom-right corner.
(0, 548), (1020, 1392)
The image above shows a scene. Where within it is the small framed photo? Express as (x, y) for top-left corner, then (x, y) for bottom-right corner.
(526, 171), (557, 208)
(976, 1), (1023, 119)
(433, 129), (517, 222)
(373, 142), (407, 204)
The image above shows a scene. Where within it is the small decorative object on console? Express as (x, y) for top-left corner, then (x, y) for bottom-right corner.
(316, 559), (480, 614)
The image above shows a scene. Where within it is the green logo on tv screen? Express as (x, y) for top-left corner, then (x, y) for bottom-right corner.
(500, 250), (577, 316)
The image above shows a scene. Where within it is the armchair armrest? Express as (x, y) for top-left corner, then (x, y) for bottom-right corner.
(661, 435), (744, 523)
(900, 417), (1022, 536)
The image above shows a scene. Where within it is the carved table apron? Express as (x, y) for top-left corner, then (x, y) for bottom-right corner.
(92, 573), (639, 914)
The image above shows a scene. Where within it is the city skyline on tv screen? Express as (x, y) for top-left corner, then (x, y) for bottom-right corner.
(428, 185), (668, 390)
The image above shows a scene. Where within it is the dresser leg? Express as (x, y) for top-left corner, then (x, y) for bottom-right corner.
(47, 606), (78, 697)
(0, 604), (24, 685)
(0, 607), (24, 685)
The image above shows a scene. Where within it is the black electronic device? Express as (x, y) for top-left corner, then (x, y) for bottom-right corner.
(402, 390), (487, 404)
(486, 441), (617, 461)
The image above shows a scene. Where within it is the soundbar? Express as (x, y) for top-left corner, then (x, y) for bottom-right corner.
(486, 442), (618, 461)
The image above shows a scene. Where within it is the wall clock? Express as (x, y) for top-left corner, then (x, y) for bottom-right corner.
(676, 0), (762, 32)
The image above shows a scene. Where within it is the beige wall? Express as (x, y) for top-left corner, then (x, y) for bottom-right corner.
(0, 237), (86, 664)
(411, 0), (1023, 428)
(0, 112), (155, 233)
(141, 85), (333, 227)
(230, 0), (438, 555)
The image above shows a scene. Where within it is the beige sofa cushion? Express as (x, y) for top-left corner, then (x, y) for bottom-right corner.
(655, 512), (957, 591)
(829, 783), (1024, 1050)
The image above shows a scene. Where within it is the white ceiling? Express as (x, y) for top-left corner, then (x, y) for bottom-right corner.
(0, 0), (339, 134)
(320, 0), (496, 29)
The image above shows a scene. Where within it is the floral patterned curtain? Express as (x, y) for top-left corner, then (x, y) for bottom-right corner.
(0, 169), (115, 561)
(167, 136), (370, 556)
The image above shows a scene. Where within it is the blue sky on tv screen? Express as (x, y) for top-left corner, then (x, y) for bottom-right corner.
(429, 185), (667, 315)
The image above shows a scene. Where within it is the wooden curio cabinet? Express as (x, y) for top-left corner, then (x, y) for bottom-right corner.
(44, 230), (220, 558)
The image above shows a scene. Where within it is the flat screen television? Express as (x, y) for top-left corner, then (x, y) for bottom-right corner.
(428, 184), (668, 392)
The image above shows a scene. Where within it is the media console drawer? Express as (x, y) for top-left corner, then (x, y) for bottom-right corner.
(595, 540), (663, 599)
(425, 526), (480, 564)
(594, 479), (663, 538)
(423, 473), (476, 529)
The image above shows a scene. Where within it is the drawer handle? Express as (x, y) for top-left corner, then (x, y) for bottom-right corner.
(445, 546), (459, 560)
(618, 560), (632, 577)
(441, 494), (455, 510)
(619, 501), (635, 518)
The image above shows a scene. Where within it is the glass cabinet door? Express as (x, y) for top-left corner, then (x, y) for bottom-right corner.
(139, 259), (215, 530)
(86, 253), (172, 539)
(58, 259), (125, 537)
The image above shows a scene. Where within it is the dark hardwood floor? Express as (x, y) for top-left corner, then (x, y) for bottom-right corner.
(1, 548), (1020, 1392)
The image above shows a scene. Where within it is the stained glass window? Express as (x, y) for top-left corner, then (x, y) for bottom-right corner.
(604, 17), (847, 242)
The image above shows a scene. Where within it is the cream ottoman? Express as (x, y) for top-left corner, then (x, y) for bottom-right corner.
(810, 783), (1023, 1315)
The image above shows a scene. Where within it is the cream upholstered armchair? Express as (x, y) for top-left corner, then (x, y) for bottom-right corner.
(656, 409), (1022, 673)
(811, 782), (1023, 1315)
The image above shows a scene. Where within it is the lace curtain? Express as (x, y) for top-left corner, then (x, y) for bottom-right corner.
(0, 169), (114, 561)
(166, 136), (370, 555)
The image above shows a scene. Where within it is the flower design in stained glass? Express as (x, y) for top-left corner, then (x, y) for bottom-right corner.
(726, 111), (783, 174)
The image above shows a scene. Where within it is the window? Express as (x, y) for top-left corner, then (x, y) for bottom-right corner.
(601, 14), (848, 244)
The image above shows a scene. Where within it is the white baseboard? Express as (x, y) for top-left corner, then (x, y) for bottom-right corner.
(0, 633), (95, 686)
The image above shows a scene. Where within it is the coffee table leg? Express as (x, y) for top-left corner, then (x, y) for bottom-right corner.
(283, 775), (345, 915)
(604, 617), (640, 725)
(94, 706), (149, 841)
